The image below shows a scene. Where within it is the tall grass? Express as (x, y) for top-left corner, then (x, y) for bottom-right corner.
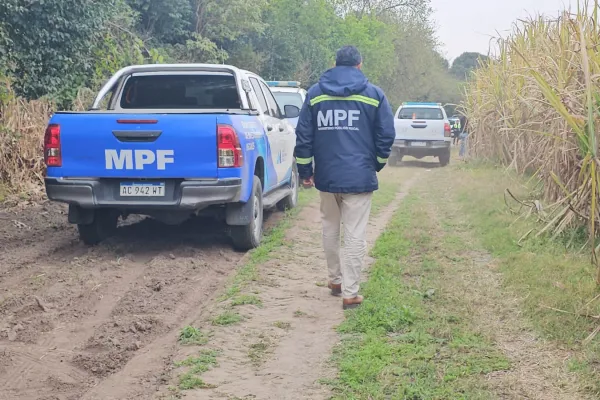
(0, 85), (93, 200)
(464, 1), (600, 280)
(0, 89), (53, 199)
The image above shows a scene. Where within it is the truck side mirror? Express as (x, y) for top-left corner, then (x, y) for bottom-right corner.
(284, 105), (300, 119)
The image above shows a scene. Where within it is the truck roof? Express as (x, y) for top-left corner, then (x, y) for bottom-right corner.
(125, 63), (245, 73)
(269, 86), (305, 94)
(401, 102), (443, 108)
(266, 81), (301, 88)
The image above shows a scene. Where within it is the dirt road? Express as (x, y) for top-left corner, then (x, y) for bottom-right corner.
(0, 203), (265, 399)
(2, 160), (590, 400)
(0, 165), (418, 400)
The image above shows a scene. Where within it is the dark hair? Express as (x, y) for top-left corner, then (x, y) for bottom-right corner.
(335, 46), (362, 67)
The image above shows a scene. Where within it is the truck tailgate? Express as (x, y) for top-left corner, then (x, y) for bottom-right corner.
(394, 119), (446, 141)
(50, 113), (218, 179)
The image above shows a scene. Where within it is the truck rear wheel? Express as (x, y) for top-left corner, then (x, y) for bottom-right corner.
(439, 150), (451, 167)
(231, 176), (263, 251)
(276, 162), (299, 212)
(388, 155), (403, 166)
(77, 209), (118, 245)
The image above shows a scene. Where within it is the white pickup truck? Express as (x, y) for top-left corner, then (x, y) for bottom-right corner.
(390, 102), (452, 166)
(267, 81), (307, 129)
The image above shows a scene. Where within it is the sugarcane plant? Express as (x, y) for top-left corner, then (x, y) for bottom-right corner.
(464, 0), (600, 283)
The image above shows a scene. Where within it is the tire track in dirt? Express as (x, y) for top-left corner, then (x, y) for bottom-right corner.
(0, 345), (91, 400)
(157, 165), (425, 400)
(420, 174), (589, 400)
(0, 205), (280, 399)
(0, 203), (73, 265)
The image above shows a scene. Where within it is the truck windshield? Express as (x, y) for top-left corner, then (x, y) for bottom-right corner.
(272, 92), (303, 111)
(120, 74), (241, 109)
(398, 107), (444, 120)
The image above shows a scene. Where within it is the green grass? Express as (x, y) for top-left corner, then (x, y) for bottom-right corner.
(230, 294), (262, 308)
(328, 192), (509, 399)
(440, 165), (600, 395)
(175, 349), (220, 390)
(248, 336), (273, 366)
(212, 311), (243, 326)
(293, 310), (308, 318)
(273, 321), (292, 330)
(175, 349), (220, 373)
(370, 179), (399, 215)
(178, 326), (210, 346)
(178, 374), (209, 390)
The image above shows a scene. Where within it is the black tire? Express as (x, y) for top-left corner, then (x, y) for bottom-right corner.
(231, 176), (264, 251)
(439, 150), (451, 167)
(277, 162), (299, 212)
(77, 209), (118, 245)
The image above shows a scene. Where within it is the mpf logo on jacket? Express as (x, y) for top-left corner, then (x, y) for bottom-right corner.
(105, 149), (174, 170)
(317, 110), (361, 131)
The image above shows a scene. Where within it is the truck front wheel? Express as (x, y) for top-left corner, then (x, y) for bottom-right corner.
(230, 176), (264, 251)
(77, 209), (118, 245)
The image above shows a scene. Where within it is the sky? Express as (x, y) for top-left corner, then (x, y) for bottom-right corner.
(431, 0), (575, 62)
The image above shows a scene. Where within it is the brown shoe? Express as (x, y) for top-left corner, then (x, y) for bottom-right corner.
(343, 295), (364, 310)
(328, 282), (342, 297)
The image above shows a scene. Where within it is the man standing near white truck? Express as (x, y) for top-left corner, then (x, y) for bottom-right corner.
(294, 46), (395, 310)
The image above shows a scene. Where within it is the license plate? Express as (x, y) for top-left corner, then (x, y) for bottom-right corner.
(120, 182), (165, 197)
(411, 142), (426, 147)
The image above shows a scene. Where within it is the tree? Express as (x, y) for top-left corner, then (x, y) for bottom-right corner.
(0, 0), (463, 110)
(434, 52), (450, 70)
(0, 0), (117, 101)
(166, 0), (267, 65)
(249, 0), (338, 83)
(92, 0), (153, 88)
(450, 52), (489, 80)
(332, 0), (429, 17)
(126, 0), (194, 45)
(333, 13), (396, 84)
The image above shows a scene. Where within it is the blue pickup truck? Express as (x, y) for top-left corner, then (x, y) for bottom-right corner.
(43, 64), (301, 250)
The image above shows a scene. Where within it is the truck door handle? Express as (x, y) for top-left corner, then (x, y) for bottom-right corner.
(112, 130), (162, 142)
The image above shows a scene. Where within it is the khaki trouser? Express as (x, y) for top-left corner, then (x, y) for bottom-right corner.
(320, 192), (372, 299)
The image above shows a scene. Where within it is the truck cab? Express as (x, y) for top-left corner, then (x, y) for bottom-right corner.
(44, 64), (301, 250)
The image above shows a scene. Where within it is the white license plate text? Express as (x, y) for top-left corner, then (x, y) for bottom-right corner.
(120, 183), (165, 197)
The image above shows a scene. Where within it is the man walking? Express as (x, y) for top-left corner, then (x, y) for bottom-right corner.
(294, 46), (396, 310)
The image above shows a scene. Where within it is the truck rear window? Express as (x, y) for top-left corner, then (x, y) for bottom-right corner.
(120, 74), (241, 109)
(398, 107), (444, 120)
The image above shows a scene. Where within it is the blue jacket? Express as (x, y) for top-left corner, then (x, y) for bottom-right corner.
(294, 66), (395, 193)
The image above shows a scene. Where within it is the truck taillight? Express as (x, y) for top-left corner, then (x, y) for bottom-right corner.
(44, 124), (62, 167)
(217, 124), (243, 168)
(444, 122), (451, 137)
